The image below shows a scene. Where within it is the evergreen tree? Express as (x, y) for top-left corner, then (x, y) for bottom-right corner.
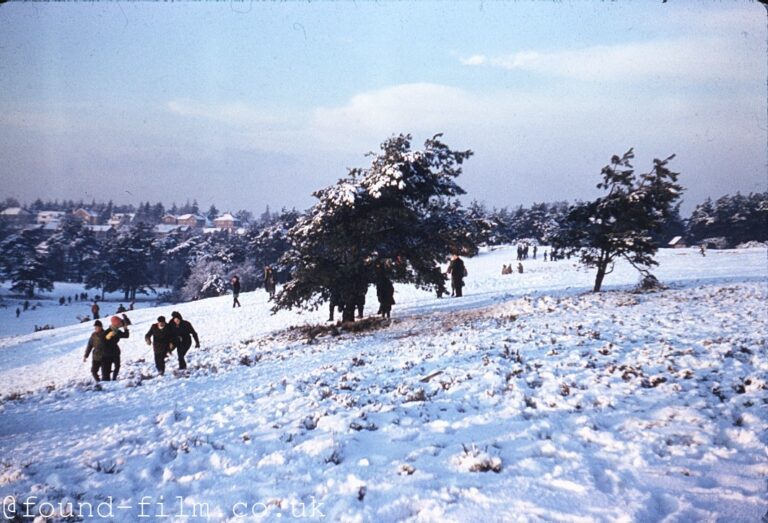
(150, 202), (165, 223)
(45, 214), (100, 282)
(206, 204), (219, 222)
(0, 230), (55, 297)
(88, 223), (156, 300)
(553, 149), (683, 292)
(275, 133), (475, 321)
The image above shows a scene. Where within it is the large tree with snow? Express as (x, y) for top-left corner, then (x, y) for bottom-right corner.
(553, 148), (683, 292)
(274, 133), (475, 321)
(0, 230), (55, 297)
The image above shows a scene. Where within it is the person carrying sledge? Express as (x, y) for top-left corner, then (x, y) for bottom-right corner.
(170, 311), (200, 371)
(103, 315), (130, 381)
(447, 254), (467, 298)
(83, 320), (108, 381)
(145, 316), (176, 376)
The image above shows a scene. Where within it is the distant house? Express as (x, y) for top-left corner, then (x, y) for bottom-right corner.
(161, 214), (178, 225)
(84, 224), (115, 238)
(37, 210), (66, 225)
(154, 224), (190, 236)
(176, 214), (206, 228)
(0, 207), (35, 226)
(668, 236), (687, 248)
(213, 213), (241, 231)
(108, 213), (135, 227)
(73, 208), (100, 225)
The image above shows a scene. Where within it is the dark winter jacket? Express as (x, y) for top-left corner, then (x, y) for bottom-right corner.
(376, 277), (395, 306)
(232, 278), (241, 296)
(172, 320), (199, 348)
(84, 331), (108, 362)
(145, 323), (175, 353)
(103, 327), (129, 359)
(447, 257), (467, 282)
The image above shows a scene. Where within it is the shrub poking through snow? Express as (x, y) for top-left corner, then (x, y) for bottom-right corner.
(454, 444), (502, 473)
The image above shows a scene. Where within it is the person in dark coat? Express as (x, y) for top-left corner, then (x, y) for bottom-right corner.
(354, 280), (368, 319)
(231, 275), (242, 308)
(145, 316), (175, 376)
(83, 320), (108, 381)
(328, 287), (343, 322)
(103, 316), (129, 380)
(264, 266), (277, 300)
(170, 311), (199, 371)
(375, 275), (395, 319)
(91, 301), (100, 320)
(447, 254), (467, 298)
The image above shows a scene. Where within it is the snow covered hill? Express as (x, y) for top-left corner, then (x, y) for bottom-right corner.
(1, 247), (766, 522)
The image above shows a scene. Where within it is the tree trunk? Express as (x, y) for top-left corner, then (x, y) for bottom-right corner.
(593, 262), (607, 292)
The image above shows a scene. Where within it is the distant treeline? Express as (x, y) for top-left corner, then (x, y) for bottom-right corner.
(0, 191), (764, 300)
(0, 197), (278, 225)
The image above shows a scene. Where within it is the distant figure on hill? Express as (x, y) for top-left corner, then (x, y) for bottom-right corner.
(354, 280), (367, 319)
(517, 262), (524, 274)
(15, 308), (20, 318)
(699, 245), (706, 257)
(376, 273), (395, 319)
(231, 275), (242, 308)
(328, 287), (343, 322)
(543, 251), (548, 262)
(23, 300), (29, 311)
(91, 301), (100, 320)
(145, 316), (175, 376)
(447, 254), (467, 298)
(116, 304), (127, 314)
(533, 245), (538, 259)
(264, 266), (277, 300)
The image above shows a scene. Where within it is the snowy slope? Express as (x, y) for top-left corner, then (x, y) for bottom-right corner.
(0, 247), (766, 522)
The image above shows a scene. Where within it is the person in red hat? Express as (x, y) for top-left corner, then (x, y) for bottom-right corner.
(103, 316), (130, 381)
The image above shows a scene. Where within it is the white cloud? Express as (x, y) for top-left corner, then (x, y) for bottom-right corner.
(460, 54), (487, 66)
(467, 37), (763, 83)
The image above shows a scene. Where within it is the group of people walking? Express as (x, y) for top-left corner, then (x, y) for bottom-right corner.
(83, 316), (130, 382)
(144, 311), (200, 375)
(84, 311), (199, 381)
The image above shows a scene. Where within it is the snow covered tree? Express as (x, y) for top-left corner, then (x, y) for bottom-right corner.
(87, 223), (156, 300)
(45, 215), (100, 282)
(553, 148), (683, 292)
(245, 208), (301, 285)
(0, 230), (55, 297)
(275, 133), (475, 321)
(179, 260), (229, 301)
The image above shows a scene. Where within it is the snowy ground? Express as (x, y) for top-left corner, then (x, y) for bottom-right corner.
(0, 247), (766, 522)
(0, 283), (164, 338)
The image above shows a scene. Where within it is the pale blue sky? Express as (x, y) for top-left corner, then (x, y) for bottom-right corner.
(1, 2), (765, 215)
